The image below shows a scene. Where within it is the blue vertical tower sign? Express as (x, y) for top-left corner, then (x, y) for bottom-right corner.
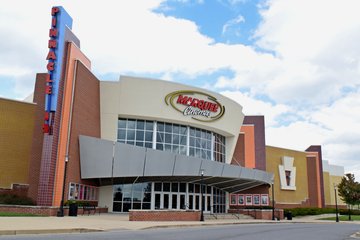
(43, 6), (73, 133)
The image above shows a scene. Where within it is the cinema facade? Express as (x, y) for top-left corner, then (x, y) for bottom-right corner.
(0, 6), (345, 217)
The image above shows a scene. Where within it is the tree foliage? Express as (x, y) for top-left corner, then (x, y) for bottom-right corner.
(337, 173), (360, 205)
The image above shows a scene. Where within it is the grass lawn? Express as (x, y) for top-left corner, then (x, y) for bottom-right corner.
(0, 212), (42, 217)
(319, 215), (360, 221)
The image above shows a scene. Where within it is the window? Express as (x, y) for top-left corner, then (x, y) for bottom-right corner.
(230, 194), (237, 205)
(245, 195), (252, 205)
(189, 127), (212, 160)
(113, 182), (152, 212)
(117, 118), (226, 162)
(285, 170), (291, 186)
(238, 194), (244, 205)
(253, 194), (260, 205)
(214, 133), (226, 162)
(117, 119), (153, 148)
(156, 122), (187, 155)
(261, 194), (269, 206)
(68, 182), (98, 201)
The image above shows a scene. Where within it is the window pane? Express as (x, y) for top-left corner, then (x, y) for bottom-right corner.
(165, 123), (172, 133)
(127, 130), (135, 140)
(172, 183), (178, 192)
(136, 120), (144, 130)
(173, 124), (179, 134)
(180, 135), (187, 145)
(180, 183), (186, 192)
(145, 142), (152, 148)
(196, 129), (201, 137)
(136, 141), (143, 147)
(189, 147), (194, 156)
(145, 121), (153, 131)
(165, 144), (171, 151)
(180, 146), (187, 155)
(157, 132), (164, 143)
(118, 119), (126, 128)
(118, 130), (126, 140)
(189, 137), (194, 146)
(163, 183), (170, 192)
(145, 131), (152, 141)
(173, 134), (179, 144)
(188, 183), (194, 193)
(172, 145), (179, 154)
(128, 120), (136, 129)
(155, 183), (162, 191)
(157, 122), (164, 132)
(156, 143), (163, 150)
(165, 133), (172, 143)
(180, 126), (187, 134)
(136, 130), (144, 141)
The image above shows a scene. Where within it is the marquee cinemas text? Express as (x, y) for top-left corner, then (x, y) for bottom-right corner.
(165, 91), (225, 122)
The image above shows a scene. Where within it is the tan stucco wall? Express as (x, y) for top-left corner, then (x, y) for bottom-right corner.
(327, 175), (346, 206)
(323, 172), (331, 206)
(266, 146), (309, 205)
(100, 76), (245, 163)
(0, 98), (35, 188)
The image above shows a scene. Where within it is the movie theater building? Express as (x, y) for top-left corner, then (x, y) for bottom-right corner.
(0, 6), (346, 216)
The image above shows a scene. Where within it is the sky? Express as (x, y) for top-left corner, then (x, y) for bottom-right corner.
(1, 0), (359, 180)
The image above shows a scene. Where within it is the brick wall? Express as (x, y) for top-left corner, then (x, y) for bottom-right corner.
(64, 60), (100, 196)
(0, 205), (108, 216)
(0, 184), (29, 197)
(129, 210), (201, 221)
(28, 73), (46, 202)
(228, 209), (284, 220)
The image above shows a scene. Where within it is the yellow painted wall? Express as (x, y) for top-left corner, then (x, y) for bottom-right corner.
(323, 172), (331, 206)
(0, 98), (35, 188)
(328, 175), (346, 206)
(266, 146), (309, 204)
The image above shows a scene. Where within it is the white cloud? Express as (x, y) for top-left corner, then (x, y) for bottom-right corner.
(222, 15), (245, 35)
(221, 90), (291, 127)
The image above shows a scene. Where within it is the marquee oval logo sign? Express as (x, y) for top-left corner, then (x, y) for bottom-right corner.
(165, 90), (225, 122)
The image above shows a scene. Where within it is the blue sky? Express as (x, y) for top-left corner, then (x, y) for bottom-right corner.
(155, 0), (263, 45)
(0, 0), (360, 179)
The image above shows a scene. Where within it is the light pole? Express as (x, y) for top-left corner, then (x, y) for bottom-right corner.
(271, 183), (275, 220)
(200, 169), (204, 222)
(57, 155), (69, 217)
(334, 184), (339, 222)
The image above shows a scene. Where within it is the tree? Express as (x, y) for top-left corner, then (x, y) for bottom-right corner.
(337, 173), (360, 220)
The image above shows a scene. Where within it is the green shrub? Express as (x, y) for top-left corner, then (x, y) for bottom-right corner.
(283, 207), (336, 217)
(339, 208), (360, 215)
(64, 200), (97, 207)
(0, 194), (35, 205)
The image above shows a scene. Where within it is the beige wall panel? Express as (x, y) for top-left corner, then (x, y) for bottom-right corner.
(323, 172), (331, 205)
(100, 77), (245, 163)
(98, 185), (113, 211)
(266, 146), (309, 204)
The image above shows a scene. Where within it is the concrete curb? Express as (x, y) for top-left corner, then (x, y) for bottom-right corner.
(0, 228), (103, 236)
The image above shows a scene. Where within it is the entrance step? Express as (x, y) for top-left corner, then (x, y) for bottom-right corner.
(204, 213), (254, 221)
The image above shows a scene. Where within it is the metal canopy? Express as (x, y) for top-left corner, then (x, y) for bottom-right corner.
(79, 135), (273, 193)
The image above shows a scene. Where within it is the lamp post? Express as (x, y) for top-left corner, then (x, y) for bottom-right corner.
(57, 155), (69, 217)
(272, 183), (275, 221)
(334, 184), (339, 222)
(200, 169), (204, 222)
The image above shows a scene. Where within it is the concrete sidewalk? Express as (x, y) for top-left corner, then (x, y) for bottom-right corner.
(0, 213), (355, 236)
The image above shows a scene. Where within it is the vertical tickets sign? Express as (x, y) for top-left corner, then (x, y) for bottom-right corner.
(43, 6), (73, 134)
